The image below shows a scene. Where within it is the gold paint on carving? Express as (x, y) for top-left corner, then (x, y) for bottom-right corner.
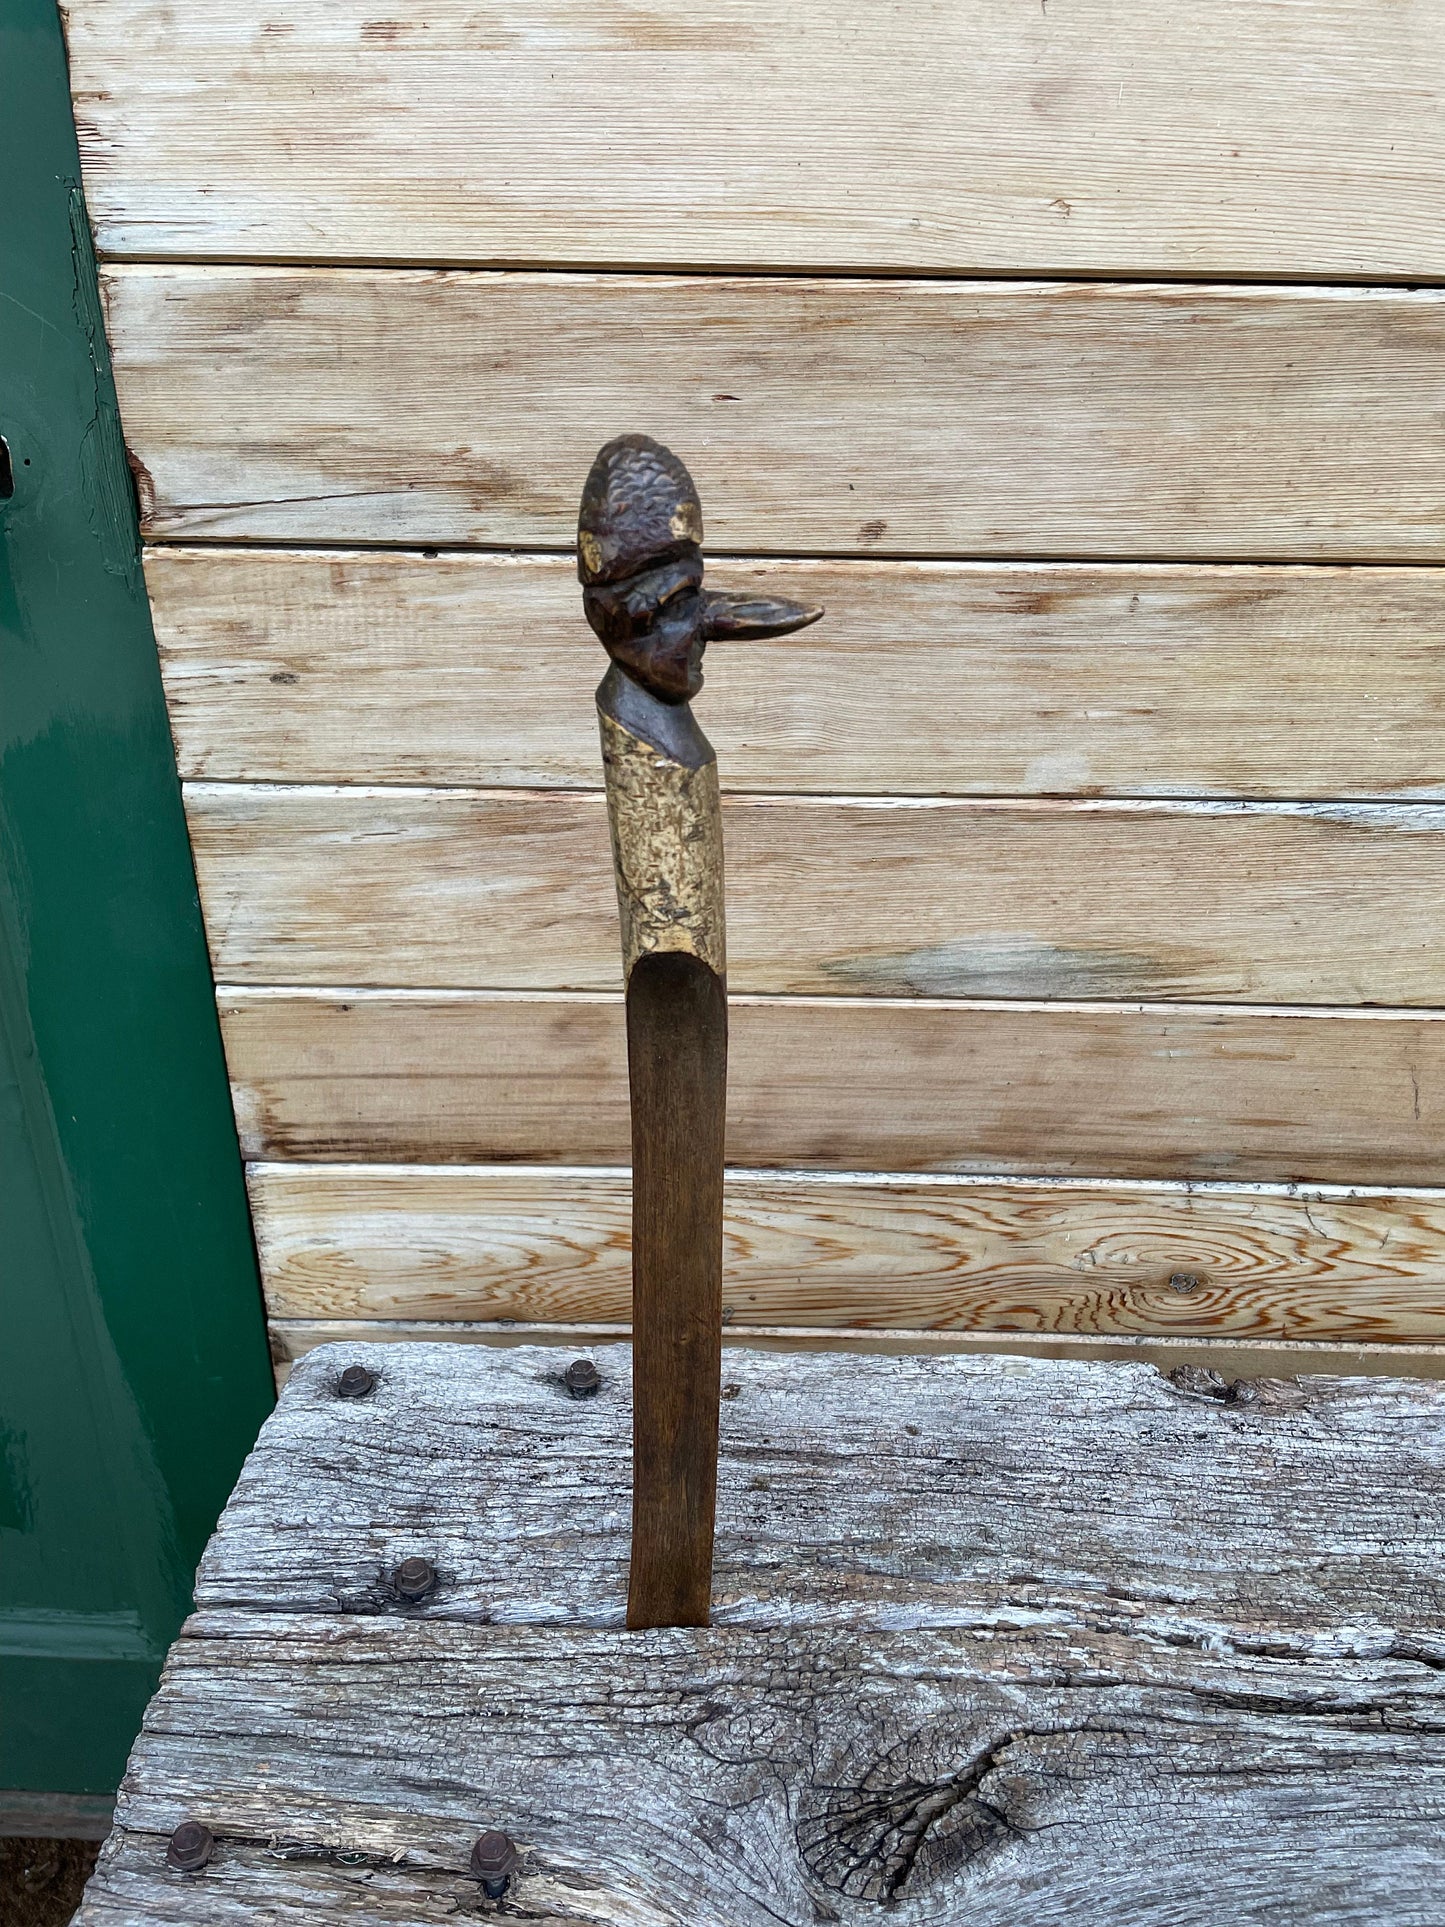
(598, 706), (725, 981)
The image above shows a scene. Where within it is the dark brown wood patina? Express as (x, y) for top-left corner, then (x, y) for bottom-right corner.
(579, 434), (821, 1627)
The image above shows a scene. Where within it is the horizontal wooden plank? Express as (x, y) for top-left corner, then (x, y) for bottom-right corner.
(201, 1340), (1445, 1633)
(67, 2), (1445, 278)
(220, 991), (1445, 1182)
(251, 1164), (1445, 1343)
(106, 270), (1445, 558)
(149, 548), (1445, 799)
(189, 786), (1445, 1004)
(83, 1622), (1445, 1923)
(81, 1708), (1445, 1927)
(267, 1319), (1445, 1385)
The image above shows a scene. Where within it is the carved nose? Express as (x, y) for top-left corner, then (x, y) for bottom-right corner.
(700, 590), (825, 640)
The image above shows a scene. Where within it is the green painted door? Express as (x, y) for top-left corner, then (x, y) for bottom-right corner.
(1, 0), (275, 1796)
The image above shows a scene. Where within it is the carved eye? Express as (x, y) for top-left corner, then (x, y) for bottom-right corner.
(657, 581), (692, 610)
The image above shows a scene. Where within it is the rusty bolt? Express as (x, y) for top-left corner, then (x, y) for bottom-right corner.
(470, 1829), (521, 1898)
(1168, 1271), (1204, 1296)
(166, 1821), (214, 1873)
(336, 1363), (375, 1399)
(392, 1555), (437, 1602)
(563, 1358), (600, 1398)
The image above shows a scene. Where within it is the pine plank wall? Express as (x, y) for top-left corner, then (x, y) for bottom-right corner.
(63, 0), (1445, 1381)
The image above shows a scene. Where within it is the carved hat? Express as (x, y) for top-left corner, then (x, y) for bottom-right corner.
(577, 434), (704, 587)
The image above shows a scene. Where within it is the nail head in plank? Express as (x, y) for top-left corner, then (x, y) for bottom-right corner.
(266, 1319), (1445, 1384)
(193, 1341), (1445, 1637)
(78, 1617), (1445, 1924)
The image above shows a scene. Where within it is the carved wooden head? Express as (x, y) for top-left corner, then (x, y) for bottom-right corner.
(578, 434), (823, 703)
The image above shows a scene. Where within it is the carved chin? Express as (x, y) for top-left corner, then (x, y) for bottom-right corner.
(606, 634), (704, 704)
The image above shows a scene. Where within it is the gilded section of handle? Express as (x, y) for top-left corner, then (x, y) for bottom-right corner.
(598, 705), (726, 983)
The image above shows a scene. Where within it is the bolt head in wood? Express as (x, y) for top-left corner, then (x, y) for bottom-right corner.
(563, 1358), (601, 1397)
(336, 1363), (375, 1398)
(392, 1555), (437, 1601)
(166, 1821), (214, 1872)
(470, 1829), (520, 1897)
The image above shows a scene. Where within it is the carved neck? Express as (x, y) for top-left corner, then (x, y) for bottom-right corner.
(596, 662), (715, 769)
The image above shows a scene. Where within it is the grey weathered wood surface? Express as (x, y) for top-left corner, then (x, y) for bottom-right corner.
(82, 1342), (1445, 1922)
(267, 1319), (1445, 1387)
(182, 1344), (1445, 1633)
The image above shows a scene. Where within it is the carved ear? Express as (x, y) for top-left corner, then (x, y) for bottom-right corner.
(700, 591), (824, 640)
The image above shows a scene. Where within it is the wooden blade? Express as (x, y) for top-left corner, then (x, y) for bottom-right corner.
(625, 950), (726, 1628)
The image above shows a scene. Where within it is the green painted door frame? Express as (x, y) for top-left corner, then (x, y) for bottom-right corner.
(1, 0), (274, 1796)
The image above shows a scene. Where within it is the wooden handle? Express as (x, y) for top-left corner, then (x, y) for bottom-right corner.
(579, 435), (822, 1629)
(597, 681), (726, 986)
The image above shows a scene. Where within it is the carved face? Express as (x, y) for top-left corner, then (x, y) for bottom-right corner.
(581, 551), (711, 702)
(578, 434), (822, 704)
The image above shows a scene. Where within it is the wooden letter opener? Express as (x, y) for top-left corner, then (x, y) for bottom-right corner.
(578, 436), (823, 1628)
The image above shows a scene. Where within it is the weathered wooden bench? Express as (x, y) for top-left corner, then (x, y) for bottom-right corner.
(79, 1340), (1445, 1923)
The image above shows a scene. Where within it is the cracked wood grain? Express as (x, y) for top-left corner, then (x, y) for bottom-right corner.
(77, 1618), (1445, 1925)
(78, 1342), (1445, 1923)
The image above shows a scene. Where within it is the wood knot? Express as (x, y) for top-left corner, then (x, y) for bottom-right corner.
(1167, 1366), (1307, 1409)
(795, 1731), (1020, 1902)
